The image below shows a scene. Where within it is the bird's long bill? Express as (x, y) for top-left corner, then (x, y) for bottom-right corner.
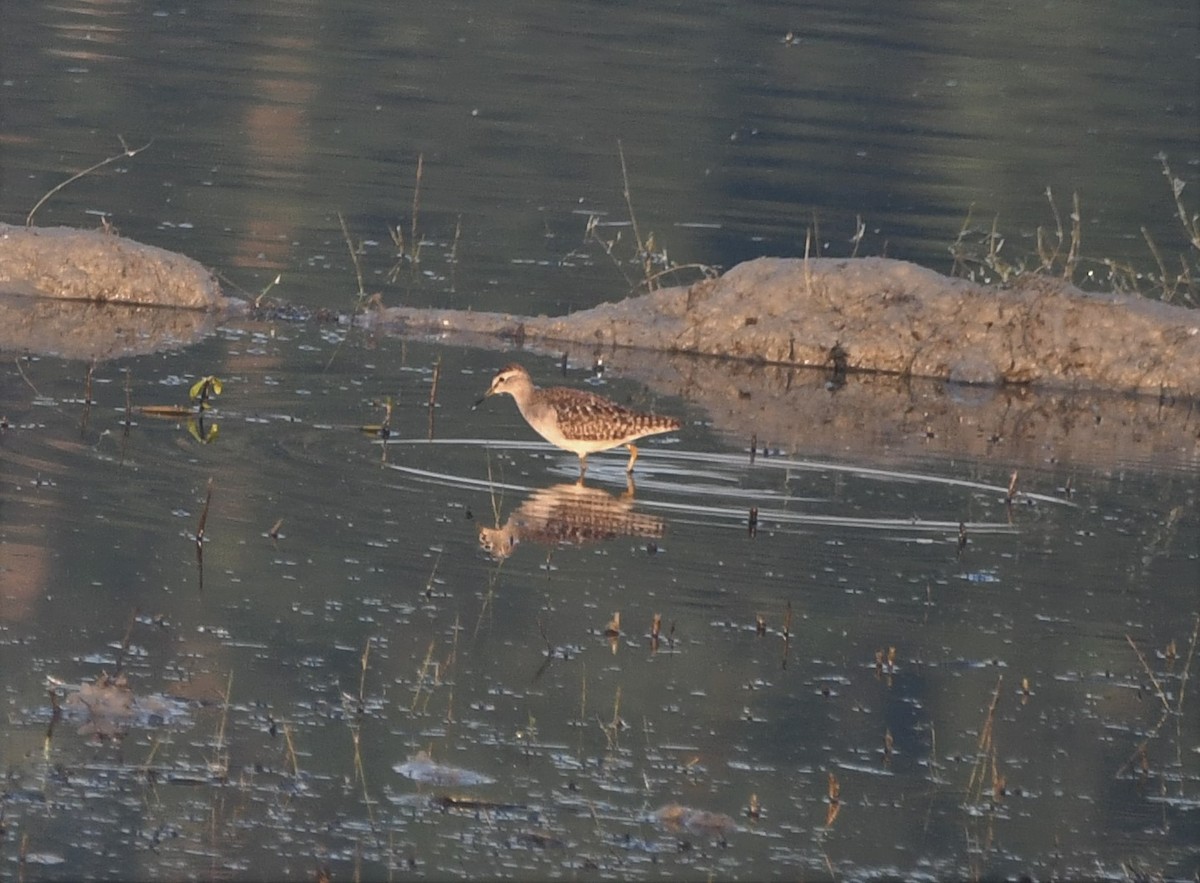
(472, 385), (497, 410)
(472, 378), (501, 410)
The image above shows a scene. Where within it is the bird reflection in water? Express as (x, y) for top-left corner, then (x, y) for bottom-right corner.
(479, 479), (666, 560)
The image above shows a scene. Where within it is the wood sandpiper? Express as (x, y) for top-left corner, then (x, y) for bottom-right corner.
(476, 363), (681, 477)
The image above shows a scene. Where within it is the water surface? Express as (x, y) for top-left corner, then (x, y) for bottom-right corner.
(1, 1), (1198, 880)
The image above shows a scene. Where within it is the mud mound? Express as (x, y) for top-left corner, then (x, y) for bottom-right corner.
(0, 223), (224, 310)
(0, 223), (232, 360)
(375, 256), (1200, 397)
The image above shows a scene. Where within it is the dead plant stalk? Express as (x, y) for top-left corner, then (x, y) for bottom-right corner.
(26, 136), (152, 227)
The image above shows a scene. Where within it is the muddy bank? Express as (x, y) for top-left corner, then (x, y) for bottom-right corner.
(0, 223), (231, 360)
(373, 256), (1200, 398)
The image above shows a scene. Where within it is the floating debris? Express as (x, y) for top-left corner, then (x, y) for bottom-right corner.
(393, 751), (495, 786)
(509, 829), (566, 850)
(431, 794), (527, 813)
(825, 772), (842, 827)
(652, 803), (737, 837)
(746, 793), (762, 821)
(50, 673), (188, 738)
(604, 611), (622, 638)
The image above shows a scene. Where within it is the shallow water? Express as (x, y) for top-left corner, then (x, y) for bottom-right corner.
(2, 328), (1197, 880)
(2, 1), (1199, 880)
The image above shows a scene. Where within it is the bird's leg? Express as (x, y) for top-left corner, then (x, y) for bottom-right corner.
(625, 444), (639, 473)
(578, 453), (589, 482)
